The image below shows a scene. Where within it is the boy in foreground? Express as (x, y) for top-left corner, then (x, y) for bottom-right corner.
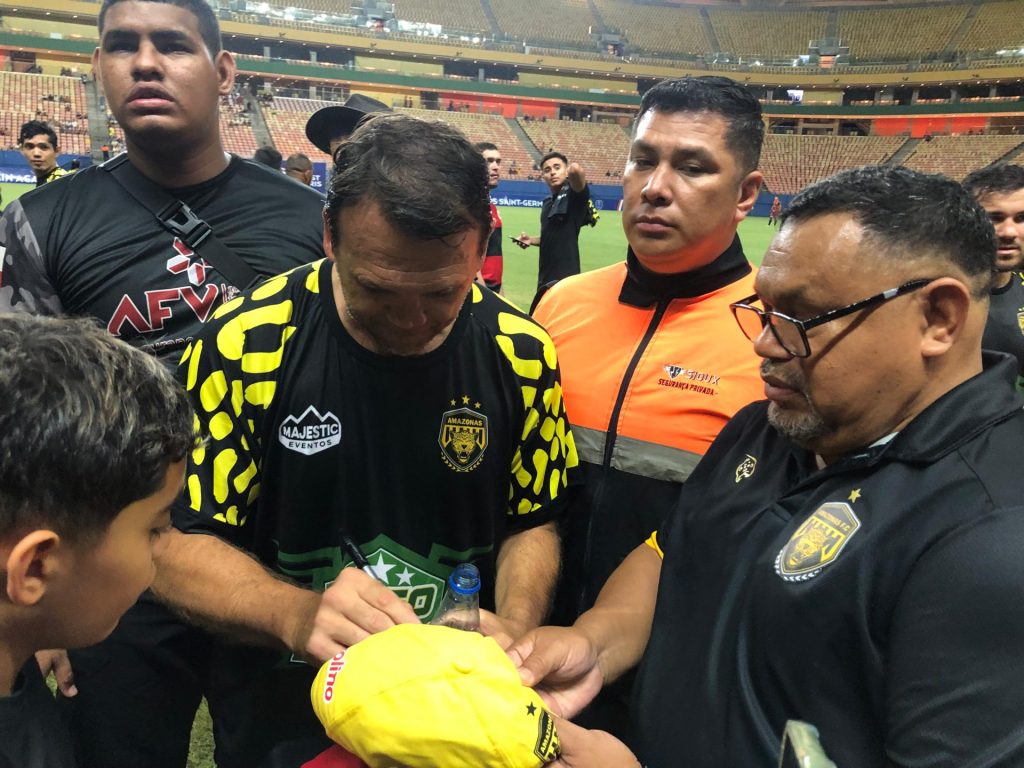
(0, 314), (195, 767)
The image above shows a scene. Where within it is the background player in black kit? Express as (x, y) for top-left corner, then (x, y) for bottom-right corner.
(150, 114), (578, 767)
(0, 1), (326, 766)
(963, 163), (1024, 389)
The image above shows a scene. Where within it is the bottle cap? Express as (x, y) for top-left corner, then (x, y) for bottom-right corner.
(448, 563), (481, 596)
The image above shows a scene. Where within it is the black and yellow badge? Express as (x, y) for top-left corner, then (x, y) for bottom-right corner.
(439, 406), (489, 472)
(1017, 309), (1024, 336)
(775, 502), (861, 582)
(533, 708), (561, 762)
(735, 454), (757, 483)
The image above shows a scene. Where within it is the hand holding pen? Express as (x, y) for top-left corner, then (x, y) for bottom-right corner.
(297, 531), (420, 664)
(340, 530), (384, 583)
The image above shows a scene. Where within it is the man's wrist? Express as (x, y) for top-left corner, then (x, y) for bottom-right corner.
(279, 586), (321, 655)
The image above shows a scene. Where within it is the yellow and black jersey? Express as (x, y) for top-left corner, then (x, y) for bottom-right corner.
(175, 258), (578, 621)
(37, 165), (70, 186)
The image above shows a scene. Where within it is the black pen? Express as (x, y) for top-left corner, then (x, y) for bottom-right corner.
(339, 529), (383, 583)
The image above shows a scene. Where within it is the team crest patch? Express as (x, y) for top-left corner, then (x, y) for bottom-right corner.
(533, 708), (561, 762)
(775, 502), (861, 582)
(1017, 310), (1024, 336)
(439, 407), (488, 471)
(735, 454), (757, 483)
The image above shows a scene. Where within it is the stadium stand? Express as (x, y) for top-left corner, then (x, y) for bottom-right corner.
(516, 117), (630, 179)
(488, 0), (598, 48)
(219, 98), (259, 157)
(593, 0), (711, 57)
(396, 107), (537, 179)
(262, 95), (336, 163)
(393, 0), (491, 33)
(758, 134), (905, 194)
(709, 8), (828, 58)
(837, 5), (967, 61)
(902, 135), (1024, 180)
(0, 71), (90, 155)
(956, 1), (1024, 55)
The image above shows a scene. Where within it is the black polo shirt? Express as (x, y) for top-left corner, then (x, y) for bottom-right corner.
(537, 183), (590, 288)
(632, 355), (1024, 768)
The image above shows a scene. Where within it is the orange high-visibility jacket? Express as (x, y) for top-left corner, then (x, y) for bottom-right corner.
(534, 241), (764, 619)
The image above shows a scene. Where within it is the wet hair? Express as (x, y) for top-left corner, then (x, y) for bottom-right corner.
(540, 151), (568, 168)
(962, 163), (1024, 201)
(0, 315), (196, 543)
(253, 146), (282, 169)
(783, 165), (997, 298)
(635, 76), (764, 175)
(98, 0), (222, 58)
(19, 120), (57, 149)
(326, 113), (491, 250)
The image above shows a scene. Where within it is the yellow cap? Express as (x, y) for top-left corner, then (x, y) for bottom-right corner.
(310, 624), (560, 768)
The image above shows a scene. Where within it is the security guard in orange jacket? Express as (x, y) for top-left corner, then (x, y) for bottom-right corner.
(533, 76), (766, 732)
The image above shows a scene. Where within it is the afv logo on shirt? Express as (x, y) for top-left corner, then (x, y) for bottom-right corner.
(279, 405), (341, 455)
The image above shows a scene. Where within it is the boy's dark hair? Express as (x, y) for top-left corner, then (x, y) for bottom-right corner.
(98, 0), (222, 58)
(475, 142), (498, 153)
(0, 316), (196, 543)
(540, 151), (568, 168)
(327, 114), (491, 251)
(783, 165), (997, 298)
(962, 163), (1024, 201)
(636, 76), (764, 176)
(19, 120), (57, 149)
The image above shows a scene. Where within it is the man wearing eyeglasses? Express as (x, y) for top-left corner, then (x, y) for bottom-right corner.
(510, 165), (1024, 768)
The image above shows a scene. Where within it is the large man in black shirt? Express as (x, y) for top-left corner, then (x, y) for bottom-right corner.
(0, 1), (325, 766)
(0, 0), (323, 364)
(964, 163), (1024, 389)
(510, 166), (1024, 768)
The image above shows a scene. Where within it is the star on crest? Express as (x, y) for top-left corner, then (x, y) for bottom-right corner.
(526, 703), (537, 716)
(848, 488), (862, 503)
(462, 395), (470, 404)
(370, 553), (396, 582)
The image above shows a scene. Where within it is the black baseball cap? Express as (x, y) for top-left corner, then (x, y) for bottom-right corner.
(305, 94), (392, 155)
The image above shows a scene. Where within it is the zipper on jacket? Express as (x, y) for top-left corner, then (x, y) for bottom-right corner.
(577, 298), (670, 614)
(601, 299), (671, 468)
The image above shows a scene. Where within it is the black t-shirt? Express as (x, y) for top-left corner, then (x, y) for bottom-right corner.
(538, 183), (589, 288)
(0, 660), (76, 768)
(0, 155), (324, 361)
(632, 356), (1024, 768)
(174, 259), (577, 618)
(982, 271), (1024, 386)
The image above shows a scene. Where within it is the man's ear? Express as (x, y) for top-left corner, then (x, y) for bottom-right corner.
(919, 278), (973, 358)
(91, 47), (102, 91)
(322, 209), (336, 263)
(215, 50), (236, 97)
(735, 171), (764, 223)
(4, 531), (62, 607)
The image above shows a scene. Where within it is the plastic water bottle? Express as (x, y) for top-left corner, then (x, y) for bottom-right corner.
(430, 563), (481, 631)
